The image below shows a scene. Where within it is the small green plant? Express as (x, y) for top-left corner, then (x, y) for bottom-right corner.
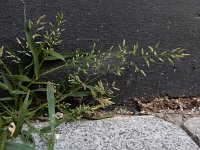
(0, 11), (189, 150)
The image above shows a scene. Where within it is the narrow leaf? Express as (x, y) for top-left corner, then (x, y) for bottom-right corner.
(1, 73), (13, 91)
(67, 91), (91, 97)
(14, 92), (30, 137)
(47, 82), (56, 150)
(32, 88), (47, 92)
(25, 20), (40, 79)
(0, 97), (13, 101)
(49, 49), (65, 61)
(21, 127), (34, 143)
(40, 117), (69, 133)
(11, 90), (27, 95)
(0, 82), (8, 91)
(17, 84), (36, 99)
(46, 52), (84, 60)
(11, 75), (31, 82)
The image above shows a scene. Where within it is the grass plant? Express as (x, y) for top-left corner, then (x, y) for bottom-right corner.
(0, 11), (189, 150)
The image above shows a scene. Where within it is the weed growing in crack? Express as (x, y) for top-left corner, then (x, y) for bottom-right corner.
(0, 11), (189, 150)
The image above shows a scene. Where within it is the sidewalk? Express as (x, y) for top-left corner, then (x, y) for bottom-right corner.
(31, 115), (200, 150)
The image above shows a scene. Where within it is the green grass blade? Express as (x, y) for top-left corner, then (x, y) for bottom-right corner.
(68, 91), (91, 97)
(14, 92), (30, 137)
(0, 59), (12, 76)
(46, 52), (85, 60)
(21, 126), (34, 143)
(10, 75), (31, 82)
(32, 88), (47, 92)
(26, 123), (49, 141)
(0, 97), (13, 101)
(49, 50), (66, 62)
(11, 90), (27, 95)
(4, 142), (34, 150)
(25, 110), (37, 121)
(17, 84), (36, 98)
(25, 20), (40, 79)
(0, 82), (9, 91)
(1, 73), (13, 91)
(0, 103), (13, 115)
(40, 117), (69, 133)
(47, 82), (56, 150)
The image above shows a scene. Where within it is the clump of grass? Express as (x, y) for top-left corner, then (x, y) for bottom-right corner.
(0, 10), (189, 150)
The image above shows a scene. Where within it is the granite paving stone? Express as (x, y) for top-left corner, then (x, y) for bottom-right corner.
(183, 117), (200, 147)
(28, 116), (199, 150)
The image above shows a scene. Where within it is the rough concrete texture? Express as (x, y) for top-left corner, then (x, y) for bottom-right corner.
(29, 116), (199, 150)
(183, 117), (200, 147)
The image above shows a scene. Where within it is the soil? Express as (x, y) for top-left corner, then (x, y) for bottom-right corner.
(34, 95), (200, 127)
(113, 96), (200, 126)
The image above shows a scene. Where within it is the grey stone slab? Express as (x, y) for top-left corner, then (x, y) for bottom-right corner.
(28, 116), (198, 150)
(183, 117), (200, 147)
